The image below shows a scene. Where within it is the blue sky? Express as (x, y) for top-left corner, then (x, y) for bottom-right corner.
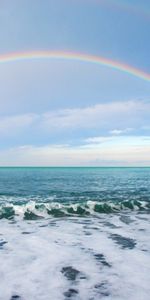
(0, 0), (150, 166)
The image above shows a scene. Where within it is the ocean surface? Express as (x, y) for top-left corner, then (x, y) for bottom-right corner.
(0, 167), (150, 300)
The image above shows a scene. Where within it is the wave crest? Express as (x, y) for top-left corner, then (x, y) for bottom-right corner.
(0, 199), (149, 220)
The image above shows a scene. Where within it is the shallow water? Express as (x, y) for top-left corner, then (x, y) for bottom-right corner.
(0, 167), (150, 300)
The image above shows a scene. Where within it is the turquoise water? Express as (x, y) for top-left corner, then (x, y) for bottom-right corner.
(0, 167), (150, 218)
(0, 168), (150, 299)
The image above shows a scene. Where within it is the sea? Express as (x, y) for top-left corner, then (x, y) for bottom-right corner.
(0, 167), (150, 300)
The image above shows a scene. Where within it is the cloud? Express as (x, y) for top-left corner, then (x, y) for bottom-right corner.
(0, 100), (150, 140)
(109, 128), (133, 135)
(0, 113), (37, 136)
(0, 135), (150, 166)
(84, 135), (150, 145)
(41, 100), (150, 132)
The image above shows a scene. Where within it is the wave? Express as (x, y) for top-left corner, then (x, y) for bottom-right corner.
(0, 199), (150, 220)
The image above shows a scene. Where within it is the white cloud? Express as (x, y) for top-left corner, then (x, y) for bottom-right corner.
(41, 100), (150, 131)
(0, 113), (37, 136)
(84, 135), (150, 146)
(0, 135), (150, 166)
(109, 128), (133, 135)
(0, 100), (149, 138)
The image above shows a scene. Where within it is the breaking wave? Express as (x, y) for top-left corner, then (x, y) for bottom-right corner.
(0, 199), (150, 220)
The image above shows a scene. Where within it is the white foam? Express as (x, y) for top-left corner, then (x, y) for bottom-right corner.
(0, 213), (150, 300)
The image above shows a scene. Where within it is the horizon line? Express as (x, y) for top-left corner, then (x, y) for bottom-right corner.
(0, 166), (150, 168)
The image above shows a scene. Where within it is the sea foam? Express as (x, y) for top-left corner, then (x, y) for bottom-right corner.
(0, 212), (149, 300)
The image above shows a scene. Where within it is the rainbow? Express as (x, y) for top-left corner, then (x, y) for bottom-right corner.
(0, 50), (150, 82)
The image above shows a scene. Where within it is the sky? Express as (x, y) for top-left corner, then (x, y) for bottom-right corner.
(0, 0), (150, 166)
